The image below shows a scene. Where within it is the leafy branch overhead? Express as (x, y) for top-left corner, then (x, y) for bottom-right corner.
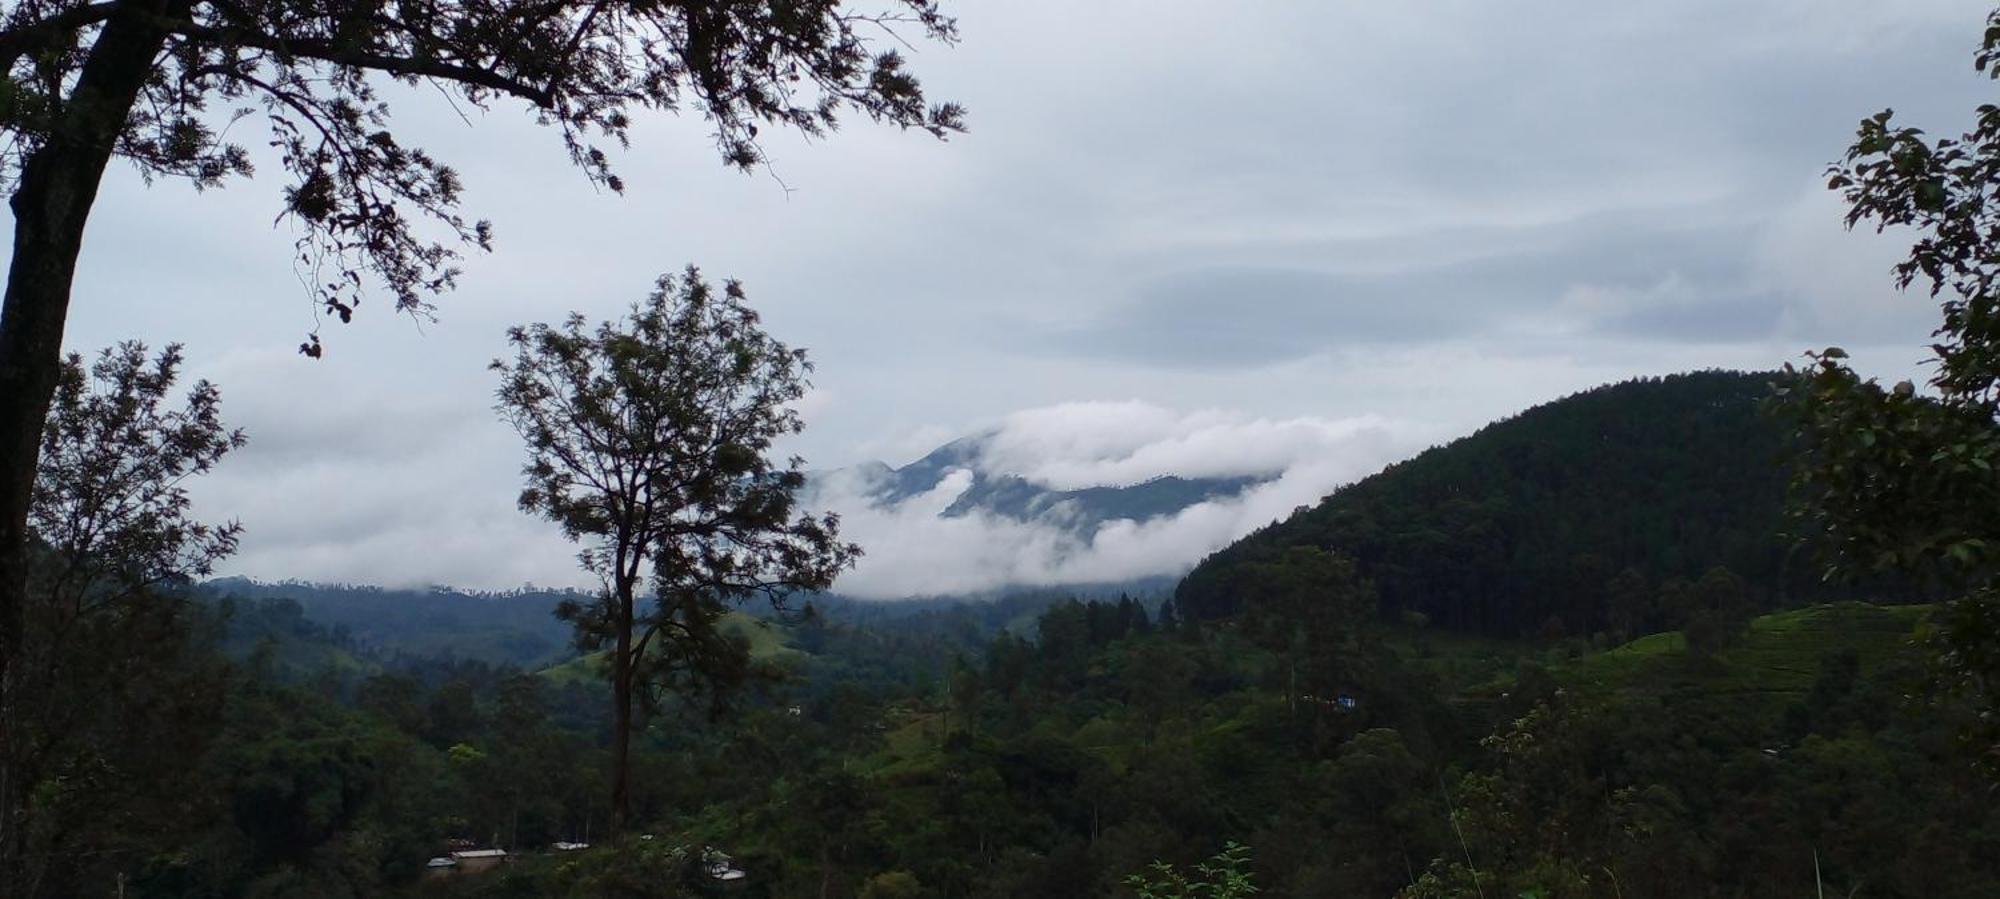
(0, 1), (964, 342)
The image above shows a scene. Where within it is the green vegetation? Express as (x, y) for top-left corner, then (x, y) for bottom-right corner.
(1571, 602), (1931, 699)
(1178, 371), (1873, 640)
(73, 577), (1990, 898)
(1778, 7), (2000, 783)
(204, 578), (581, 668)
(493, 269), (859, 837)
(22, 347), (2000, 897)
(538, 612), (806, 686)
(1125, 842), (1258, 898)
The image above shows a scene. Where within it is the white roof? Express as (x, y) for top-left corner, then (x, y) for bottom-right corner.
(452, 849), (508, 859)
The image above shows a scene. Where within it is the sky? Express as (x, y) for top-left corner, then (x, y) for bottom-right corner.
(44, 0), (2000, 594)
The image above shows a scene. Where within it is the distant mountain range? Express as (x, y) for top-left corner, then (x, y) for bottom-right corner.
(202, 577), (580, 667)
(820, 434), (1272, 534)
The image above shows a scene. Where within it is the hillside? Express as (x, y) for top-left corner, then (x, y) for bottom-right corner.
(203, 578), (579, 667)
(1176, 371), (1857, 637)
(538, 611), (805, 685)
(1564, 601), (1930, 703)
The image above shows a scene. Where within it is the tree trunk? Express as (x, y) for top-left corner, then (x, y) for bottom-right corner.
(609, 583), (634, 838)
(0, 5), (181, 891)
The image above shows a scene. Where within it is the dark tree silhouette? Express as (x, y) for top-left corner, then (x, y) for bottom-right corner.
(15, 341), (242, 894)
(493, 267), (857, 836)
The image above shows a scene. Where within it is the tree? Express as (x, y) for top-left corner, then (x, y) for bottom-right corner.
(492, 267), (858, 835)
(1124, 841), (1259, 899)
(0, 0), (960, 858)
(13, 341), (243, 895)
(1779, 6), (2000, 779)
(1235, 546), (1376, 732)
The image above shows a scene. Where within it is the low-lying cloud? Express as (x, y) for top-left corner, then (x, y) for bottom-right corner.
(816, 401), (1429, 598)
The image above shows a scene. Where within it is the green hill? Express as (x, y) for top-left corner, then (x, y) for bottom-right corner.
(1565, 601), (1929, 703)
(539, 611), (805, 685)
(212, 594), (382, 677)
(204, 578), (579, 667)
(1175, 370), (1871, 638)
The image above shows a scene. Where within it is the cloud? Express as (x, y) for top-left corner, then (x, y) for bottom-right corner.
(1046, 208), (1815, 368)
(814, 401), (1428, 598)
(975, 401), (1410, 489)
(1748, 179), (1939, 347)
(181, 344), (581, 591)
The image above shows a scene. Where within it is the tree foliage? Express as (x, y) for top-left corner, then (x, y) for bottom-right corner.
(14, 341), (243, 897)
(1779, 5), (2000, 780)
(30, 341), (243, 601)
(492, 267), (857, 833)
(0, 0), (964, 329)
(1124, 841), (1259, 899)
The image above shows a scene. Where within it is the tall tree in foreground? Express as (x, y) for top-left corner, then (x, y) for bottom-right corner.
(494, 267), (857, 835)
(1780, 6), (2000, 779)
(15, 341), (242, 896)
(0, 1), (959, 857)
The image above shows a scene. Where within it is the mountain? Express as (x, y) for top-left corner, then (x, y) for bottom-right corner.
(1174, 370), (1892, 637)
(202, 577), (578, 667)
(827, 434), (1272, 535)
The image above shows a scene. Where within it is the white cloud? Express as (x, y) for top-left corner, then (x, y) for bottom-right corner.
(815, 401), (1428, 598)
(976, 401), (1410, 489)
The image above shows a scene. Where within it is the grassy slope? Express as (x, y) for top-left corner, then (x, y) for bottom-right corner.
(1565, 602), (1930, 702)
(539, 611), (805, 685)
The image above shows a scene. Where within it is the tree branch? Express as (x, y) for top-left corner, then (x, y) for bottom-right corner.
(0, 2), (119, 70)
(161, 19), (556, 107)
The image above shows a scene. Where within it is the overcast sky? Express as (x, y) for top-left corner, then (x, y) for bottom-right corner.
(44, 0), (1999, 593)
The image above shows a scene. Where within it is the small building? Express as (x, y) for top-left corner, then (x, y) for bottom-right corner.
(706, 850), (747, 883)
(450, 848), (509, 874)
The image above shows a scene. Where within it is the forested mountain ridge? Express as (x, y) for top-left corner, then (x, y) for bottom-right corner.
(1177, 371), (1853, 637)
(201, 578), (580, 667)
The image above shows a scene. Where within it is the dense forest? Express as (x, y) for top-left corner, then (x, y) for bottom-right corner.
(1177, 371), (1908, 638)
(18, 371), (1999, 897)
